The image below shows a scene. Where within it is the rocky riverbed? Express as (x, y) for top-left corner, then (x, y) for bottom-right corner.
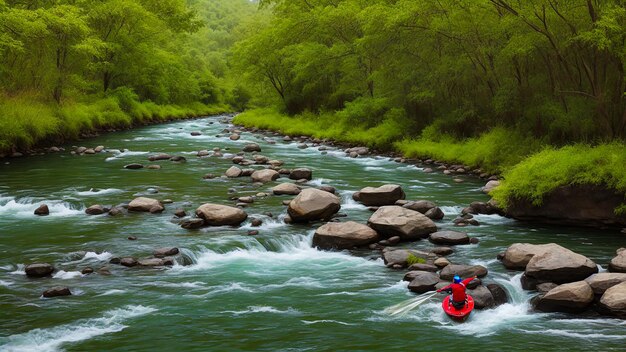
(1, 115), (625, 351)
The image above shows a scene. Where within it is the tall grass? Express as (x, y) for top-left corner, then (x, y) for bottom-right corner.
(0, 95), (230, 154)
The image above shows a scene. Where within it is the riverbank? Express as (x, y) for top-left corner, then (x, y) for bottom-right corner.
(234, 109), (626, 225)
(0, 95), (231, 157)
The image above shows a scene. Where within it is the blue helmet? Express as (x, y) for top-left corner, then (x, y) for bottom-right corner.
(453, 275), (461, 283)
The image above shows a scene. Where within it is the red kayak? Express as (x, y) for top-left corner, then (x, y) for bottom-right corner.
(442, 295), (474, 321)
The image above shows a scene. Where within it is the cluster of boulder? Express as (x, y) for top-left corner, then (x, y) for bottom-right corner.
(69, 145), (105, 156)
(24, 246), (190, 298)
(383, 248), (508, 310)
(499, 243), (626, 318)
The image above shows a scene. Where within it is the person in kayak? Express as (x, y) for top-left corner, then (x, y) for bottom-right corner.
(437, 275), (477, 309)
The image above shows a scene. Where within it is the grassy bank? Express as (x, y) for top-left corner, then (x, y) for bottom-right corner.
(0, 96), (230, 155)
(235, 109), (626, 210)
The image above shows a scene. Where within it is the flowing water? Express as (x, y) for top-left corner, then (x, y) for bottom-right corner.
(0, 115), (624, 351)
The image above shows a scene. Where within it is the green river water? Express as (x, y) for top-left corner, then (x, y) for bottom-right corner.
(0, 115), (625, 351)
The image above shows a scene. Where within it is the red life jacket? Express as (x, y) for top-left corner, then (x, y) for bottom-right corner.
(442, 278), (474, 302)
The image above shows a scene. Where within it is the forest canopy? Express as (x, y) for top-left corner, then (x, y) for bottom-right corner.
(237, 0), (626, 144)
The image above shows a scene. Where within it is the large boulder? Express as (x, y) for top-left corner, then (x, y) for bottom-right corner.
(429, 231), (470, 245)
(609, 249), (626, 272)
(251, 169), (279, 183)
(25, 263), (54, 277)
(524, 244), (598, 283)
(598, 281), (626, 318)
(440, 264), (488, 281)
(585, 273), (626, 295)
(289, 168), (312, 181)
(408, 272), (440, 294)
(367, 206), (437, 241)
(500, 243), (554, 270)
(287, 188), (341, 223)
(353, 185), (405, 206)
(505, 184), (626, 227)
(468, 285), (495, 309)
(382, 248), (435, 268)
(312, 221), (380, 250)
(128, 197), (162, 213)
(534, 281), (595, 313)
(272, 183), (301, 196)
(196, 204), (248, 226)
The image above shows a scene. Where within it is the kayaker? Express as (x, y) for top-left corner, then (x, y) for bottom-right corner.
(437, 275), (477, 309)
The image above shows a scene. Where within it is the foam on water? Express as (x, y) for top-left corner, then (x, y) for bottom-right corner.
(75, 188), (124, 197)
(338, 191), (367, 210)
(63, 251), (113, 265)
(0, 196), (84, 217)
(104, 150), (149, 161)
(440, 206), (464, 216)
(9, 264), (25, 276)
(52, 271), (83, 280)
(301, 320), (356, 326)
(224, 306), (300, 316)
(97, 289), (127, 297)
(173, 234), (374, 274)
(239, 215), (289, 231)
(0, 279), (13, 287)
(1, 305), (156, 352)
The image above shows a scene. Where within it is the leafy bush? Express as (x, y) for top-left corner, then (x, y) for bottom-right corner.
(406, 254), (426, 266)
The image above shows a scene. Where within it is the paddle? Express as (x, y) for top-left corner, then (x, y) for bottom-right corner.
(384, 291), (438, 317)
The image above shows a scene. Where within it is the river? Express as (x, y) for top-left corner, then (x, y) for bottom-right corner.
(0, 115), (624, 351)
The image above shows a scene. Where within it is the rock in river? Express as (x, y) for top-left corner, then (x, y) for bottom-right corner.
(154, 247), (179, 258)
(128, 197), (163, 213)
(195, 203), (248, 226)
(312, 221), (380, 250)
(353, 184), (405, 206)
(25, 263), (54, 277)
(585, 273), (626, 295)
(534, 281), (594, 313)
(251, 169), (279, 183)
(85, 204), (106, 215)
(598, 281), (626, 318)
(289, 168), (312, 181)
(429, 230), (470, 245)
(382, 248), (435, 268)
(609, 249), (626, 273)
(524, 244), (598, 283)
(225, 166), (243, 178)
(287, 188), (341, 223)
(34, 204), (49, 216)
(500, 243), (554, 270)
(43, 286), (72, 298)
(367, 206), (437, 241)
(272, 183), (301, 196)
(439, 264), (488, 280)
(408, 271), (439, 293)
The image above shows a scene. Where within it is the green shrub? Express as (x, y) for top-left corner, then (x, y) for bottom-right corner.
(406, 254), (426, 266)
(491, 143), (626, 209)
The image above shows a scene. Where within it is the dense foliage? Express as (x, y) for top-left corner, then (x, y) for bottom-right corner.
(0, 0), (257, 153)
(237, 0), (625, 143)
